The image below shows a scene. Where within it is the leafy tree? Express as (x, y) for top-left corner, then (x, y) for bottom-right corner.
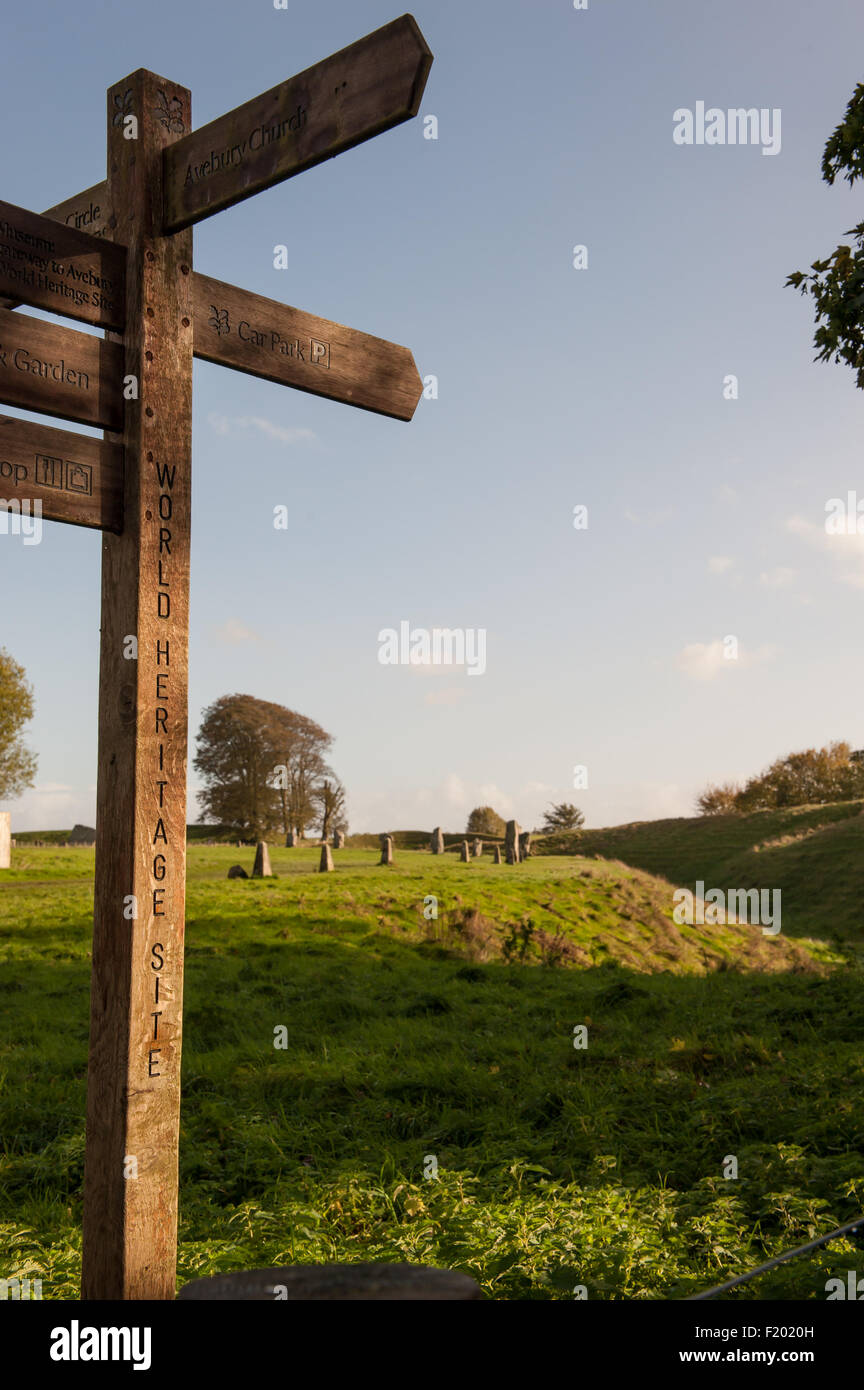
(695, 782), (741, 816)
(270, 708), (333, 839)
(734, 741), (864, 812)
(786, 84), (864, 388)
(697, 742), (864, 815)
(466, 805), (507, 837)
(194, 694), (281, 839)
(194, 694), (336, 840)
(0, 648), (37, 802)
(540, 802), (585, 833)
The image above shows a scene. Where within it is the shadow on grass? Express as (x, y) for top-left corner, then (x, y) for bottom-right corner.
(2, 919), (863, 1299)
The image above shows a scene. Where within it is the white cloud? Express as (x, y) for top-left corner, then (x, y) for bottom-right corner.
(7, 783), (94, 832)
(786, 513), (864, 587)
(676, 639), (777, 682)
(213, 618), (262, 644)
(590, 781), (692, 825)
(677, 641), (731, 681)
(208, 412), (318, 446)
(708, 555), (734, 574)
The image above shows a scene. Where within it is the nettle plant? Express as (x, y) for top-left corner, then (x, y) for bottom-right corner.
(787, 83), (864, 387)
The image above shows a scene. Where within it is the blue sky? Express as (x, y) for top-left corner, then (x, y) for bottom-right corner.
(2, 0), (864, 834)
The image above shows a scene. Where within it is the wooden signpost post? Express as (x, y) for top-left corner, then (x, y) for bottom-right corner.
(2, 14), (431, 1300)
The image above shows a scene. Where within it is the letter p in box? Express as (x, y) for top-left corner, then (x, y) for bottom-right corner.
(311, 338), (329, 367)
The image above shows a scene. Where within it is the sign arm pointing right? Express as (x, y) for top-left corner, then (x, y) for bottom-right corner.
(163, 14), (433, 232)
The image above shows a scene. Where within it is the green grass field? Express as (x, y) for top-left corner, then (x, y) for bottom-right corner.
(1, 837), (862, 1299)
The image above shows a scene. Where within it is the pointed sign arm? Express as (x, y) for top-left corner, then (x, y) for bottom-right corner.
(193, 272), (423, 421)
(0, 307), (124, 430)
(162, 14), (432, 231)
(1, 203), (423, 420)
(0, 197), (125, 329)
(0, 412), (123, 532)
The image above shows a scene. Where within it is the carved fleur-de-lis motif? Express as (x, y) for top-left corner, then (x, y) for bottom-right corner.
(154, 90), (185, 134)
(209, 307), (230, 336)
(112, 89), (134, 126)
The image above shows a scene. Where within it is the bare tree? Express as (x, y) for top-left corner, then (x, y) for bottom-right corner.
(315, 777), (347, 840)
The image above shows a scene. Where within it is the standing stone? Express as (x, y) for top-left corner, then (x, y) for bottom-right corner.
(380, 834), (394, 866)
(0, 812), (10, 869)
(473, 838), (483, 858)
(227, 864), (248, 880)
(493, 845), (503, 865)
(505, 820), (521, 864)
(459, 840), (471, 862)
(252, 842), (273, 878)
(319, 843), (334, 873)
(519, 832), (532, 860)
(333, 830), (345, 849)
(430, 826), (444, 855)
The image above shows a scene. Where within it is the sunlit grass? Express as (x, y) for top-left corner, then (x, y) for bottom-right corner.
(1, 843), (861, 1299)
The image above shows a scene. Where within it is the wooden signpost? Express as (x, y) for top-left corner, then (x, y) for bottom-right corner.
(2, 14), (431, 1300)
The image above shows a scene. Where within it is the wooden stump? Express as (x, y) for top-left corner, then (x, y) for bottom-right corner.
(177, 1263), (483, 1301)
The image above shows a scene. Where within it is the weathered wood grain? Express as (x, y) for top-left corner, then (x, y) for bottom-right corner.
(0, 198), (125, 329)
(43, 182), (113, 240)
(0, 308), (124, 429)
(82, 68), (194, 1303)
(8, 207), (423, 419)
(163, 14), (432, 231)
(194, 272), (422, 420)
(0, 185), (112, 312)
(0, 412), (123, 531)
